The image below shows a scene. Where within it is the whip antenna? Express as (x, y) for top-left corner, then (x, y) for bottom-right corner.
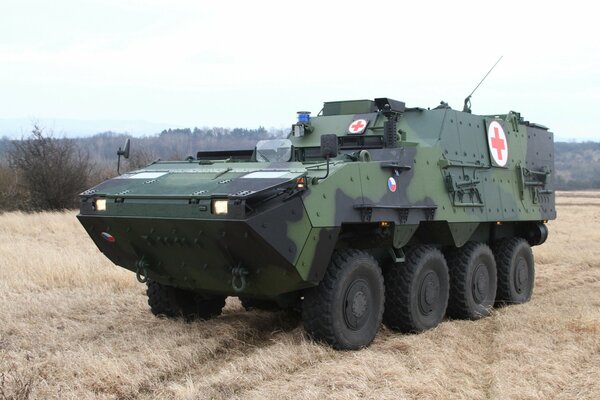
(463, 56), (503, 113)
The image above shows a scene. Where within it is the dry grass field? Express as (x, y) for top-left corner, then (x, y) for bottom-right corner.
(1, 192), (599, 400)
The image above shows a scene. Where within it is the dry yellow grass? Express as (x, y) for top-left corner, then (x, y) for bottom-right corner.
(1, 192), (599, 399)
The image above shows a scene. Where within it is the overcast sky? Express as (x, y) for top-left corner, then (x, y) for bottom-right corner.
(1, 0), (599, 140)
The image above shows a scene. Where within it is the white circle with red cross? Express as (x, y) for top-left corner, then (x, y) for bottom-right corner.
(348, 119), (368, 134)
(487, 121), (509, 167)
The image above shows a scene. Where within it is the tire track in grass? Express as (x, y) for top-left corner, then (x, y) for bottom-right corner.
(127, 310), (304, 399)
(138, 265), (600, 399)
(135, 313), (345, 399)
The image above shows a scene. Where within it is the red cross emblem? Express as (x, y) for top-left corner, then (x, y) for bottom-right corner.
(487, 121), (508, 167)
(348, 119), (367, 134)
(491, 128), (505, 160)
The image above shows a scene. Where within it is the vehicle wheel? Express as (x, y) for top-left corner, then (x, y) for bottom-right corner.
(446, 242), (497, 319)
(147, 281), (225, 320)
(147, 281), (181, 318)
(383, 245), (449, 333)
(302, 249), (384, 350)
(239, 297), (280, 311)
(493, 238), (535, 304)
(186, 292), (226, 320)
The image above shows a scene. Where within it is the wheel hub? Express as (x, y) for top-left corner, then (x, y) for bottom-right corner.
(419, 271), (440, 315)
(514, 256), (529, 294)
(344, 279), (370, 331)
(472, 263), (490, 304)
(352, 291), (367, 318)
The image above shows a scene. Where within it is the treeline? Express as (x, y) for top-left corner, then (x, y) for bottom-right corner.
(554, 141), (600, 190)
(73, 126), (281, 164)
(0, 126), (283, 211)
(0, 125), (598, 212)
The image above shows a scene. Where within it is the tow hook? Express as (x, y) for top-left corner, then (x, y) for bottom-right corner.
(231, 265), (248, 292)
(136, 259), (149, 283)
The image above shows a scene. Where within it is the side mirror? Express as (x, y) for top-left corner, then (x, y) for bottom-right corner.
(116, 138), (131, 175)
(315, 134), (338, 183)
(320, 134), (338, 159)
(117, 138), (131, 159)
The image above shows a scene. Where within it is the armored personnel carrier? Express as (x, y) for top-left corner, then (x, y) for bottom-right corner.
(78, 97), (556, 349)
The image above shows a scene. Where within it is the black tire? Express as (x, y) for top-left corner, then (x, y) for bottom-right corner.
(493, 238), (535, 304)
(186, 293), (226, 320)
(239, 297), (280, 311)
(147, 281), (225, 320)
(147, 281), (181, 318)
(446, 242), (497, 319)
(302, 249), (384, 350)
(383, 245), (449, 333)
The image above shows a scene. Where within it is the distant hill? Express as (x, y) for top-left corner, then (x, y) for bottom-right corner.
(0, 129), (598, 190)
(73, 127), (284, 164)
(554, 142), (600, 189)
(0, 118), (179, 139)
(0, 127), (284, 166)
(70, 135), (600, 191)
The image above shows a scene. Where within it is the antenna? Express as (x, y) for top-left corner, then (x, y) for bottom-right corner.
(462, 56), (503, 113)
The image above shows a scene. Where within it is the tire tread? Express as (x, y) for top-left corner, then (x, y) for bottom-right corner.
(446, 242), (496, 320)
(383, 245), (449, 333)
(302, 249), (383, 349)
(493, 237), (534, 304)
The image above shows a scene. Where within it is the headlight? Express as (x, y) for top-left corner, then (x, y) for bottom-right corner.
(94, 198), (107, 211)
(212, 199), (228, 215)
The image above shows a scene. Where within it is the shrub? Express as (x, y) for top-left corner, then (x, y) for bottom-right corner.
(8, 126), (92, 210)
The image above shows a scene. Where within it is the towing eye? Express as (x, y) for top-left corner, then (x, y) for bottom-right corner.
(231, 265), (248, 292)
(136, 259), (149, 283)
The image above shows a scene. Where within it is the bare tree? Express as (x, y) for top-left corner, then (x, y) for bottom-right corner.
(9, 125), (92, 210)
(126, 144), (157, 171)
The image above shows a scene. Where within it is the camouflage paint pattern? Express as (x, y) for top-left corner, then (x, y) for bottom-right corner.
(78, 98), (555, 298)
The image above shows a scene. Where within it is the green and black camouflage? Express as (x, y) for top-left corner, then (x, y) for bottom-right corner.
(78, 97), (555, 348)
